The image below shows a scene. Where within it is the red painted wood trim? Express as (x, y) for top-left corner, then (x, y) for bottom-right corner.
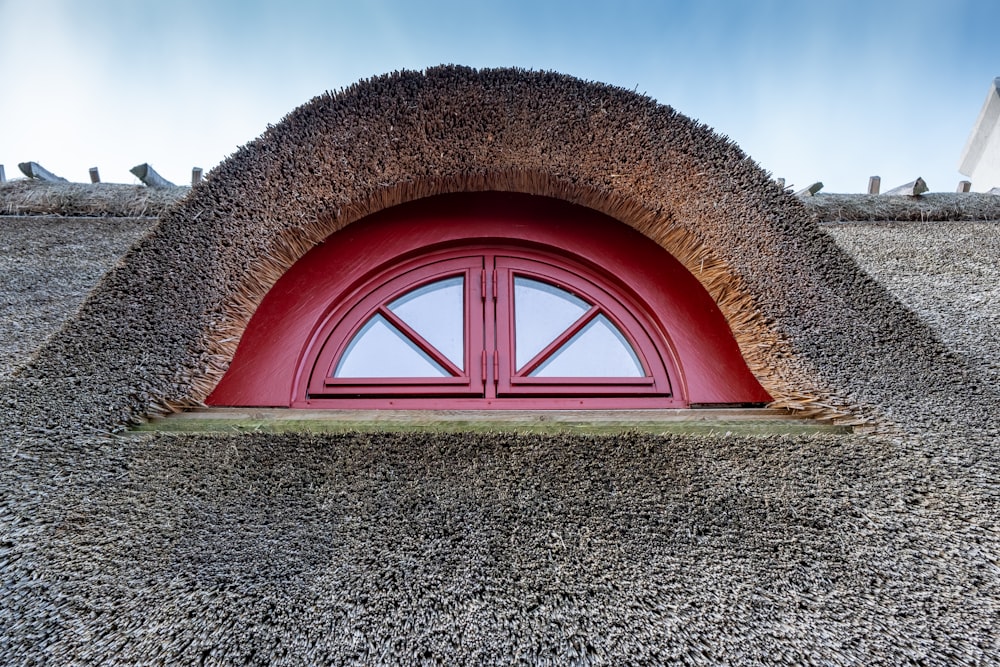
(207, 192), (772, 408)
(302, 247), (674, 404)
(307, 257), (485, 397)
(492, 254), (673, 397)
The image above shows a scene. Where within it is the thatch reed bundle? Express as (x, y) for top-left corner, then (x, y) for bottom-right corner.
(803, 192), (1000, 222)
(9, 179), (1000, 223)
(0, 179), (187, 217)
(6, 178), (999, 223)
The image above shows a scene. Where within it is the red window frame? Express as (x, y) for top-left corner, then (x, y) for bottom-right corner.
(308, 256), (485, 397)
(494, 255), (672, 397)
(299, 245), (677, 407)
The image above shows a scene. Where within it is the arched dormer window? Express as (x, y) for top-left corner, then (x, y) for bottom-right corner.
(207, 193), (771, 409)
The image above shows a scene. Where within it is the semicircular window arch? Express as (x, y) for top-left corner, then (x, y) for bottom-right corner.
(300, 246), (675, 407)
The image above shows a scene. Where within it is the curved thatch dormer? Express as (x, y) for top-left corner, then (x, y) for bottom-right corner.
(185, 66), (836, 416)
(15, 65), (962, 430)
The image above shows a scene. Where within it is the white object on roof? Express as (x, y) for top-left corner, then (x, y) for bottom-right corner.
(958, 77), (1000, 191)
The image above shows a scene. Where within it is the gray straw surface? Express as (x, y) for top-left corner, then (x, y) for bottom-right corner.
(1, 67), (998, 665)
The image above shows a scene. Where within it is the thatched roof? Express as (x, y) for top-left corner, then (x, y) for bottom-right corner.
(6, 176), (1000, 223)
(803, 192), (1000, 222)
(0, 215), (155, 378)
(1, 66), (998, 664)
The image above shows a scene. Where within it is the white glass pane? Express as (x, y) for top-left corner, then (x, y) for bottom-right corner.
(514, 277), (589, 370)
(531, 314), (643, 377)
(334, 314), (448, 378)
(388, 276), (464, 370)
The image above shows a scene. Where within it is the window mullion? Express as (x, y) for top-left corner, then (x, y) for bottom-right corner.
(478, 259), (488, 388)
(484, 256), (500, 397)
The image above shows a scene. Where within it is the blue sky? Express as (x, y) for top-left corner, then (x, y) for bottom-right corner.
(1, 0), (996, 192)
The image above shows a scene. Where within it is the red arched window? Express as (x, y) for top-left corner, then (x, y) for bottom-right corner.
(207, 193), (771, 409)
(303, 246), (674, 407)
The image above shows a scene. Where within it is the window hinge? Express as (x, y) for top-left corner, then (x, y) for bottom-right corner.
(481, 349), (487, 382)
(492, 269), (498, 301)
(493, 349), (499, 385)
(481, 270), (486, 301)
